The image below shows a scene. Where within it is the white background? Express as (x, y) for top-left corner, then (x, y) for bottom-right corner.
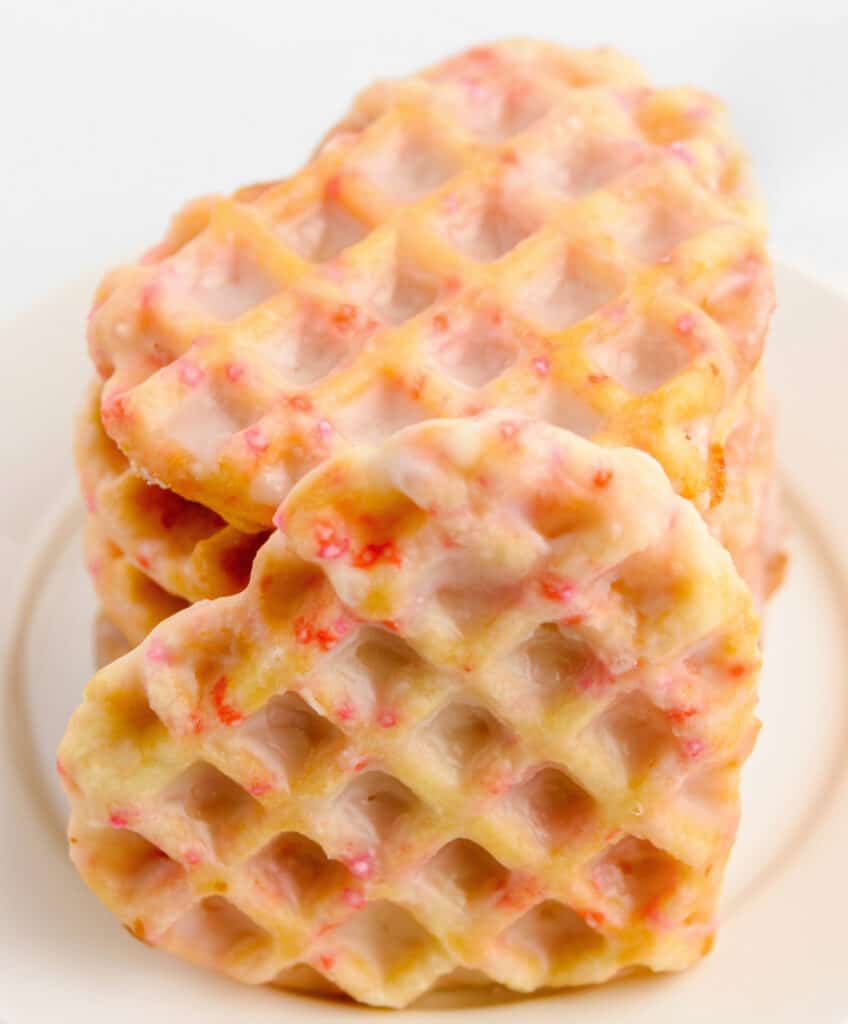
(1, 0), (847, 324)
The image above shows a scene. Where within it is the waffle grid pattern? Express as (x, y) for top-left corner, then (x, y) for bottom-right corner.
(89, 40), (771, 533)
(62, 413), (759, 1007)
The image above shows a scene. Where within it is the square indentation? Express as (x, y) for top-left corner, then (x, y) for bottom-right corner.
(239, 692), (343, 789)
(436, 580), (521, 640)
(260, 310), (359, 388)
(589, 316), (695, 394)
(102, 676), (166, 747)
(510, 766), (595, 848)
(164, 895), (274, 979)
(332, 628), (426, 724)
(420, 702), (511, 781)
(247, 831), (351, 913)
(588, 692), (677, 786)
(162, 761), (263, 856)
(363, 128), (460, 201)
(539, 384), (604, 438)
(371, 260), (439, 325)
(331, 771), (422, 851)
(438, 186), (540, 262)
(521, 625), (597, 707)
(176, 239), (278, 321)
(609, 190), (711, 266)
(513, 246), (626, 332)
(276, 199), (370, 263)
(456, 82), (551, 143)
(166, 382), (257, 468)
(425, 309), (518, 388)
(329, 900), (446, 991)
(533, 137), (646, 200)
(76, 827), (187, 903)
(500, 900), (604, 978)
(422, 838), (509, 910)
(335, 378), (429, 444)
(588, 836), (683, 925)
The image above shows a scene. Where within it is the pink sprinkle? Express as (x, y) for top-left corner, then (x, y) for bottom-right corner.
(84, 492), (97, 513)
(244, 426), (269, 454)
(675, 313), (696, 335)
(272, 506), (286, 532)
(225, 362), (245, 382)
(377, 709), (398, 728)
(499, 421), (518, 440)
(343, 887), (366, 909)
(184, 849), (203, 867)
(250, 780), (273, 797)
(313, 522), (350, 560)
(178, 362), (203, 387)
(140, 281), (159, 308)
(531, 356), (550, 377)
(668, 141), (694, 165)
(293, 617), (313, 644)
(87, 557), (102, 578)
(315, 419), (333, 441)
(146, 637), (171, 665)
(333, 615), (354, 638)
(683, 738), (706, 760)
(109, 810), (131, 828)
(346, 852), (375, 880)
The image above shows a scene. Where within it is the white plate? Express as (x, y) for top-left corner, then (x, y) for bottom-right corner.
(1, 265), (847, 1023)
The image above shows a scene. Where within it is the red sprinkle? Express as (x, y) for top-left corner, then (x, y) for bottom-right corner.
(581, 909), (606, 930)
(540, 574), (575, 602)
(352, 757), (369, 772)
(593, 468), (613, 488)
(352, 541), (401, 569)
(109, 810), (131, 828)
(318, 953), (336, 971)
(587, 372), (609, 385)
(332, 303), (358, 332)
(313, 522), (350, 560)
(290, 394), (313, 413)
(728, 663), (748, 678)
(337, 702), (356, 722)
(250, 780), (273, 797)
(188, 712), (204, 736)
(667, 706), (698, 724)
(212, 676), (243, 727)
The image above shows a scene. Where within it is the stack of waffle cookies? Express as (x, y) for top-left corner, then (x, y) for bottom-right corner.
(62, 40), (783, 1008)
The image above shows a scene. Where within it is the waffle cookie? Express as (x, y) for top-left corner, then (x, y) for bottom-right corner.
(60, 413), (760, 1007)
(88, 39), (772, 535)
(77, 382), (267, 603)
